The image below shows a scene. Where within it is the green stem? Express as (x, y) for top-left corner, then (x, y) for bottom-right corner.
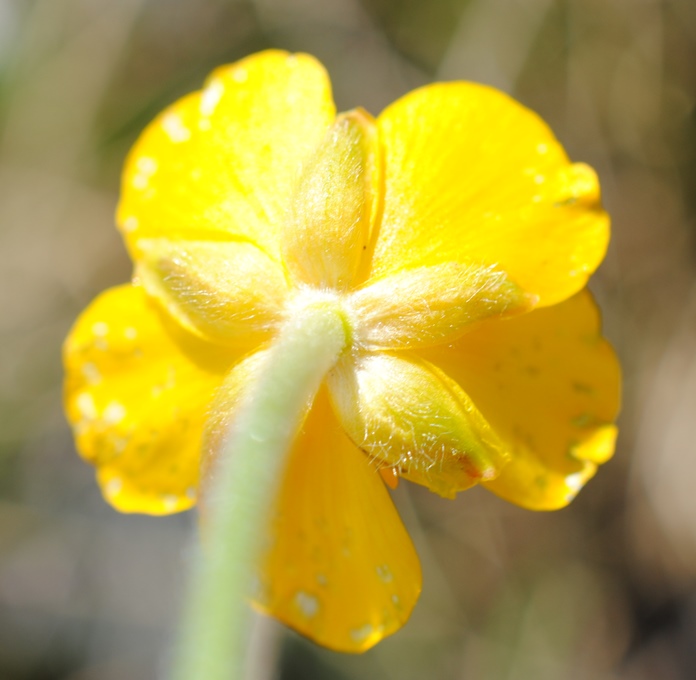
(172, 302), (348, 680)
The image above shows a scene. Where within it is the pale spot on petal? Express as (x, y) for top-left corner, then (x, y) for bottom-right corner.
(295, 591), (320, 618)
(76, 392), (97, 419)
(103, 401), (126, 424)
(81, 362), (101, 385)
(162, 112), (191, 143)
(133, 175), (148, 190)
(162, 495), (179, 512)
(136, 157), (158, 175)
(122, 216), (139, 232)
(105, 477), (123, 497)
(350, 623), (374, 644)
(201, 79), (224, 116)
(565, 471), (585, 492)
(132, 159), (157, 191)
(231, 67), (248, 83)
(376, 564), (393, 583)
(92, 322), (108, 337)
(564, 470), (591, 502)
(124, 327), (138, 340)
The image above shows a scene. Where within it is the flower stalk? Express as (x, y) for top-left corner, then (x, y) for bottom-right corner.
(171, 301), (349, 680)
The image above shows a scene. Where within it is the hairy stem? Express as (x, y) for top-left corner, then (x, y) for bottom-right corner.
(172, 302), (348, 680)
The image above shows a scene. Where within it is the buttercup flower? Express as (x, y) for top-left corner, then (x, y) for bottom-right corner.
(64, 51), (620, 652)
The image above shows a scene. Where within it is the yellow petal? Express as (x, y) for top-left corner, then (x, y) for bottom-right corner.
(117, 50), (335, 259)
(63, 285), (237, 514)
(258, 390), (421, 652)
(420, 290), (621, 510)
(136, 239), (289, 346)
(348, 262), (535, 350)
(282, 109), (380, 290)
(328, 352), (508, 498)
(372, 83), (609, 306)
(200, 360), (420, 652)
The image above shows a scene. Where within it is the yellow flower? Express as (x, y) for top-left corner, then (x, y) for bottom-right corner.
(64, 50), (620, 652)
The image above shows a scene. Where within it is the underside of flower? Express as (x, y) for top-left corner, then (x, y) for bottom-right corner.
(64, 50), (621, 653)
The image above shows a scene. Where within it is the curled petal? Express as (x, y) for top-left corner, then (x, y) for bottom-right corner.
(420, 290), (621, 510)
(118, 50), (335, 258)
(348, 262), (535, 350)
(328, 352), (508, 498)
(282, 109), (380, 290)
(63, 285), (236, 514)
(372, 82), (609, 306)
(136, 239), (288, 346)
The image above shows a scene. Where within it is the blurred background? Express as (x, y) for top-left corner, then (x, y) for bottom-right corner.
(0, 0), (695, 678)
